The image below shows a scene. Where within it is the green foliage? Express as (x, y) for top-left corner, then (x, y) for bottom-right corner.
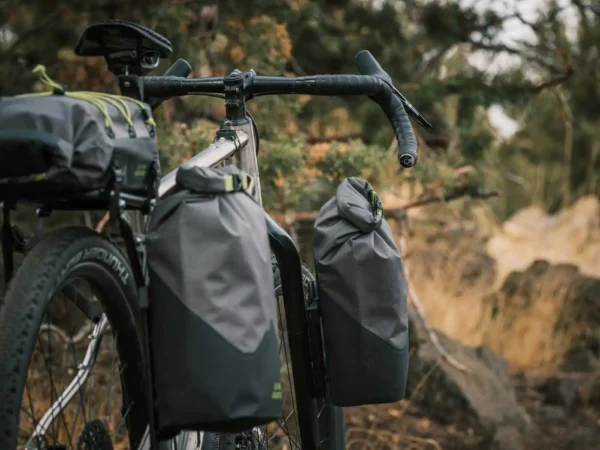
(156, 120), (214, 173)
(315, 140), (386, 188)
(0, 0), (598, 217)
(258, 136), (309, 212)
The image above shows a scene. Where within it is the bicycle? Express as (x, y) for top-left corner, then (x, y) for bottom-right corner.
(0, 20), (431, 450)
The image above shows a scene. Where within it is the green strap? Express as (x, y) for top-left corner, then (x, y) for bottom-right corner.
(16, 65), (157, 130)
(224, 175), (235, 192)
(224, 174), (252, 193)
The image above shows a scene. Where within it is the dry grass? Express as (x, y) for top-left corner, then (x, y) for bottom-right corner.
(479, 269), (581, 372)
(401, 224), (497, 348)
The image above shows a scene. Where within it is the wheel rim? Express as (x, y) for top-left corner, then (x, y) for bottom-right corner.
(17, 275), (135, 450)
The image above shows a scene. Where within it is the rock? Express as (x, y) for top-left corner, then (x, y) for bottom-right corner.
(585, 329), (600, 356)
(490, 426), (524, 450)
(539, 376), (579, 408)
(407, 309), (532, 437)
(539, 405), (565, 422)
(486, 196), (600, 284)
(481, 260), (600, 371)
(561, 344), (598, 373)
(582, 375), (600, 410)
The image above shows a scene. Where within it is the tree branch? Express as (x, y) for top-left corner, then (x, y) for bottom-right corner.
(406, 273), (471, 373)
(443, 68), (574, 96)
(411, 44), (455, 81)
(397, 188), (499, 211)
(469, 41), (567, 74)
(268, 189), (498, 225)
(530, 67), (574, 93)
(553, 87), (574, 205)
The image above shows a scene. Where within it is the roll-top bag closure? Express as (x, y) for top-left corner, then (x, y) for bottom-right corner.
(335, 177), (384, 233)
(176, 164), (253, 195)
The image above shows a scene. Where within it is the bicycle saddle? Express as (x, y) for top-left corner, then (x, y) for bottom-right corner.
(75, 20), (173, 75)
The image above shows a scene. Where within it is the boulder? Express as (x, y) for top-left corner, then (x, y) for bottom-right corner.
(481, 260), (600, 371)
(407, 309), (532, 438)
(490, 426), (524, 450)
(538, 376), (579, 408)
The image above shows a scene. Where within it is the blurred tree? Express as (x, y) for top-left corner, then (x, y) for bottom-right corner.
(0, 0), (596, 218)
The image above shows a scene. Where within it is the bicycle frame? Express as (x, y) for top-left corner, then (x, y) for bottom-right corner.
(127, 113), (335, 450)
(7, 72), (340, 450)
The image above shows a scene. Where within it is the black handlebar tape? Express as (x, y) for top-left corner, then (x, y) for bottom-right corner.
(387, 95), (418, 168)
(355, 50), (418, 168)
(144, 76), (225, 98)
(302, 75), (417, 167)
(355, 50), (394, 85)
(144, 71), (418, 167)
(294, 74), (386, 96)
(147, 59), (193, 109)
(250, 74), (386, 96)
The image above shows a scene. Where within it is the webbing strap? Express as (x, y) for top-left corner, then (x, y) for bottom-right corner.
(16, 65), (157, 131)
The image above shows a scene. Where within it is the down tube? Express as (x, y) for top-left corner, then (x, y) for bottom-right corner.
(266, 213), (320, 450)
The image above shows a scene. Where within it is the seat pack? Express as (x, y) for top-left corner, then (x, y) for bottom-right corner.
(0, 66), (159, 203)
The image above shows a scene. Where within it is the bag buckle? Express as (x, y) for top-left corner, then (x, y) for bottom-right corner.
(232, 174), (244, 191)
(369, 190), (383, 217)
(225, 173), (251, 193)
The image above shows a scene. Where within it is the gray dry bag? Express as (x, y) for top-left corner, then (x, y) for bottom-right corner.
(0, 91), (159, 201)
(313, 177), (409, 407)
(146, 165), (281, 439)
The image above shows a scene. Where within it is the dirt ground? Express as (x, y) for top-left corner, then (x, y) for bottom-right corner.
(344, 373), (600, 450)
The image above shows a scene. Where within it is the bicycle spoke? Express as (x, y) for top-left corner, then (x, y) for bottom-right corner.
(271, 410), (301, 449)
(24, 378), (39, 434)
(16, 280), (132, 449)
(114, 402), (133, 434)
(103, 332), (118, 425)
(65, 282), (86, 441)
(54, 298), (75, 448)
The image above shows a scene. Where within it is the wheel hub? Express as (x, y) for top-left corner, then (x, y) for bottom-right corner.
(77, 419), (113, 450)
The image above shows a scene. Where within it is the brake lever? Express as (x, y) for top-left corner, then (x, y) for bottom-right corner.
(354, 50), (433, 131)
(393, 87), (433, 130)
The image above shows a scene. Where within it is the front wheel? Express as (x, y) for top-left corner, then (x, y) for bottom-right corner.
(0, 226), (148, 450)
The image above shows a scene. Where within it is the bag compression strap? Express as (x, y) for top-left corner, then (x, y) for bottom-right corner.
(16, 65), (157, 135)
(176, 164), (255, 195)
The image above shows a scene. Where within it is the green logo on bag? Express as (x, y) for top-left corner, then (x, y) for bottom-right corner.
(272, 382), (282, 400)
(31, 173), (47, 181)
(135, 163), (148, 177)
(369, 190), (383, 217)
